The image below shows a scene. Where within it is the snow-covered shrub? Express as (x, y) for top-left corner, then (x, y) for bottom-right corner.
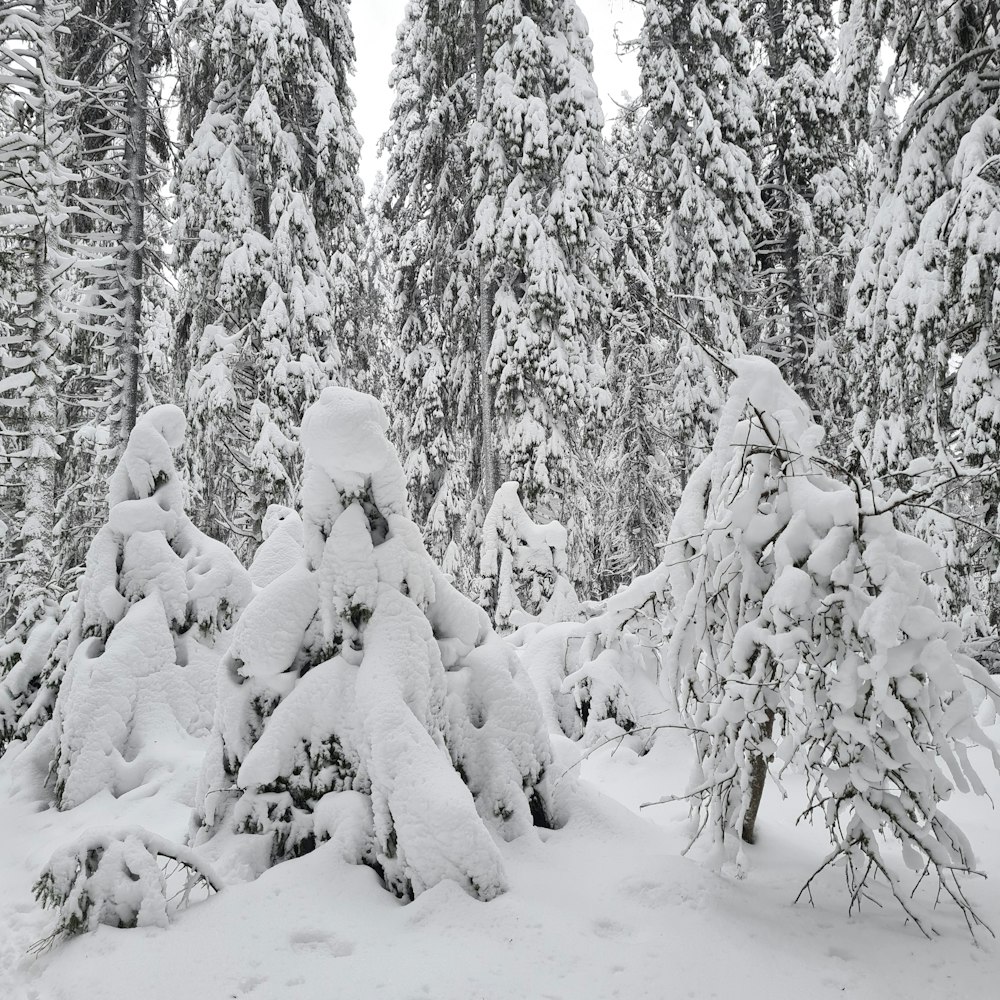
(663, 357), (1000, 933)
(33, 827), (221, 946)
(43, 405), (252, 808)
(193, 388), (554, 901)
(0, 600), (60, 748)
(522, 569), (672, 746)
(477, 481), (581, 632)
(248, 505), (304, 588)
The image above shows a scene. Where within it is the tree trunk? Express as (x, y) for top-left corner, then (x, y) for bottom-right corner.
(474, 0), (498, 504)
(117, 0), (148, 449)
(741, 708), (774, 844)
(14, 0), (68, 619)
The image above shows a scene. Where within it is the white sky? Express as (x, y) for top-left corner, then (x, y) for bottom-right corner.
(350, 0), (643, 193)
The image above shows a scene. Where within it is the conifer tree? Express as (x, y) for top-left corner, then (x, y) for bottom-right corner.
(846, 1), (1000, 627)
(472, 0), (610, 538)
(0, 0), (77, 660)
(742, 0), (846, 411)
(379, 0), (478, 578)
(51, 0), (176, 586)
(595, 118), (674, 592)
(174, 0), (364, 555)
(193, 387), (554, 899)
(639, 0), (768, 481)
(381, 0), (610, 592)
(34, 405), (252, 800)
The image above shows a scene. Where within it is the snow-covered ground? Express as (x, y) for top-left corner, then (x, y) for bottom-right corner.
(2, 715), (997, 1000)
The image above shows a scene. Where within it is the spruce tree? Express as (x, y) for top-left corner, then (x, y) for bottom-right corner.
(379, 0), (478, 580)
(174, 0), (364, 555)
(472, 0), (610, 538)
(595, 118), (674, 592)
(50, 0), (176, 587)
(638, 0), (768, 481)
(39, 404), (252, 803)
(743, 0), (846, 412)
(193, 387), (554, 899)
(381, 0), (610, 593)
(846, 1), (1000, 628)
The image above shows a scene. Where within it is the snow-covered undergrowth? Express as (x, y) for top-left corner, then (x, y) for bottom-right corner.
(2, 721), (998, 1000)
(518, 565), (672, 746)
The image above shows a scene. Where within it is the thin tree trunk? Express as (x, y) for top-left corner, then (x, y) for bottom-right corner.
(742, 708), (774, 844)
(474, 0), (497, 503)
(764, 0), (813, 413)
(17, 0), (65, 617)
(22, 224), (59, 611)
(117, 0), (148, 448)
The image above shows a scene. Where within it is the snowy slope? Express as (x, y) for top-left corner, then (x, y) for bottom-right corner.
(2, 716), (998, 1000)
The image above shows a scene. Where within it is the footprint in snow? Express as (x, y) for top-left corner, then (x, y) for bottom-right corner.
(289, 929), (354, 957)
(592, 917), (630, 940)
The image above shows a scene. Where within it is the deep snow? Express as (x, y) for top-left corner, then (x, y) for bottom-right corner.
(2, 714), (998, 1000)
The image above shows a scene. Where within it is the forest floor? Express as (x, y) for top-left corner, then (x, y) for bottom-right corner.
(1, 702), (998, 1000)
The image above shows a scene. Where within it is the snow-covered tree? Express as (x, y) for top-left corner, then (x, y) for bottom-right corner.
(378, 0), (478, 579)
(595, 118), (674, 592)
(742, 0), (847, 411)
(33, 826), (222, 944)
(476, 480), (580, 632)
(379, 0), (610, 591)
(521, 563), (673, 747)
(472, 0), (610, 545)
(48, 0), (177, 586)
(174, 0), (364, 554)
(662, 355), (1000, 933)
(639, 0), (769, 480)
(0, 0), (77, 680)
(59, 0), (172, 455)
(846, 1), (1000, 628)
(193, 387), (554, 900)
(20, 404), (252, 804)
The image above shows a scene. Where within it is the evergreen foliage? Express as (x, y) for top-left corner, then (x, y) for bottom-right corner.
(193, 387), (554, 900)
(39, 404), (251, 804)
(174, 0), (364, 555)
(639, 0), (768, 481)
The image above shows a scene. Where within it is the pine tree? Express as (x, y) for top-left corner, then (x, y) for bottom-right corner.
(472, 0), (610, 543)
(174, 0), (364, 555)
(193, 387), (554, 899)
(639, 0), (768, 481)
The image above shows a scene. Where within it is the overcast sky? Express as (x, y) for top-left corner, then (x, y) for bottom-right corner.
(350, 0), (643, 192)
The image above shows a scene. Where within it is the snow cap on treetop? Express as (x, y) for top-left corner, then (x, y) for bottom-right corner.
(300, 387), (395, 487)
(107, 404), (187, 510)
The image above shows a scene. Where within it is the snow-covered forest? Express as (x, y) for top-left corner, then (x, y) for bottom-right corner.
(2, 1), (999, 997)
